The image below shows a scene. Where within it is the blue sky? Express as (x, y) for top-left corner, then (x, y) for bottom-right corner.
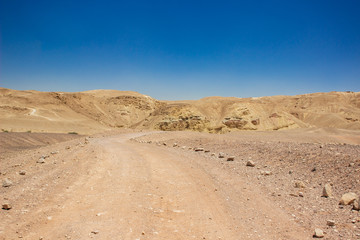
(0, 0), (359, 100)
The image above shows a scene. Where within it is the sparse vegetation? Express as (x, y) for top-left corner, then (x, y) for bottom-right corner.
(68, 132), (78, 135)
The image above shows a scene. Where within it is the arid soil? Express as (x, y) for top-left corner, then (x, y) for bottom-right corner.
(1, 88), (360, 134)
(1, 129), (360, 239)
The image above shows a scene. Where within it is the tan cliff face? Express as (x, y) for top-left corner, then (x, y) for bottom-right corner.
(0, 87), (359, 134)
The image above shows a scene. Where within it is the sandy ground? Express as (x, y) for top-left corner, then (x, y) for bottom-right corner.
(1, 130), (359, 239)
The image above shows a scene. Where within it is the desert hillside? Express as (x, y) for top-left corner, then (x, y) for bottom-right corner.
(0, 87), (359, 134)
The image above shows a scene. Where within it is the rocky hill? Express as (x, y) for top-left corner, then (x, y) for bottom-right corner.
(0, 88), (359, 134)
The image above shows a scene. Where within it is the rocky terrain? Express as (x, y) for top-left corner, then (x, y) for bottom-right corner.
(1, 129), (360, 239)
(1, 88), (359, 134)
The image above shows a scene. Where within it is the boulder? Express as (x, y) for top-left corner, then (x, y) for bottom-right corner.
(322, 183), (333, 198)
(2, 178), (13, 187)
(339, 192), (358, 205)
(313, 228), (324, 238)
(353, 199), (360, 211)
(2, 203), (12, 210)
(246, 160), (255, 167)
(227, 156), (235, 161)
(294, 181), (306, 188)
(37, 157), (45, 164)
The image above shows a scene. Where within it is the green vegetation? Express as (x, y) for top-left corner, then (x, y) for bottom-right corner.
(68, 131), (78, 135)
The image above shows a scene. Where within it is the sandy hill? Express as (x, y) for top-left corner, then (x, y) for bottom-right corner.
(0, 87), (359, 134)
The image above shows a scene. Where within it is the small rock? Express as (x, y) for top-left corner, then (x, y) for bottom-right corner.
(51, 151), (59, 155)
(327, 220), (335, 226)
(19, 170), (26, 175)
(353, 199), (360, 211)
(162, 143), (167, 146)
(218, 152), (225, 158)
(294, 181), (306, 188)
(37, 157), (45, 164)
(2, 178), (13, 187)
(339, 192), (358, 205)
(173, 143), (177, 147)
(91, 230), (99, 234)
(322, 183), (333, 198)
(204, 150), (210, 153)
(260, 170), (272, 176)
(2, 203), (12, 210)
(227, 156), (235, 161)
(65, 146), (71, 150)
(194, 148), (204, 152)
(246, 160), (255, 167)
(211, 153), (216, 157)
(313, 228), (324, 238)
(298, 192), (304, 197)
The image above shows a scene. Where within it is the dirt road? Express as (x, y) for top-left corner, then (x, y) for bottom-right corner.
(1, 133), (310, 239)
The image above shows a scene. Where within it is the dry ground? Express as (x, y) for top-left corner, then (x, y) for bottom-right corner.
(1, 129), (360, 239)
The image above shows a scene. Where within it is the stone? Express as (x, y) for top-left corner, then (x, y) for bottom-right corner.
(19, 170), (26, 175)
(353, 199), (360, 211)
(91, 230), (99, 234)
(37, 157), (45, 164)
(211, 153), (216, 157)
(194, 148), (204, 152)
(298, 192), (304, 197)
(313, 228), (324, 238)
(339, 192), (358, 205)
(246, 160), (255, 167)
(327, 220), (335, 226)
(322, 183), (333, 198)
(173, 143), (177, 147)
(2, 178), (13, 187)
(218, 152), (225, 158)
(227, 156), (235, 161)
(260, 170), (272, 176)
(2, 203), (12, 210)
(294, 181), (306, 188)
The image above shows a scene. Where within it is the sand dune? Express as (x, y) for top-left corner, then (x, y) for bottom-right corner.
(1, 88), (359, 134)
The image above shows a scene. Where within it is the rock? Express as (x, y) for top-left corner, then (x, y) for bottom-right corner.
(91, 230), (99, 234)
(173, 143), (177, 147)
(19, 170), (26, 175)
(353, 199), (360, 210)
(294, 181), (306, 188)
(260, 170), (272, 176)
(204, 150), (210, 153)
(298, 192), (304, 197)
(37, 157), (45, 164)
(322, 183), (333, 198)
(218, 152), (225, 158)
(2, 203), (12, 210)
(194, 148), (204, 152)
(227, 156), (235, 161)
(327, 220), (335, 226)
(211, 153), (216, 156)
(51, 151), (59, 155)
(246, 160), (255, 167)
(339, 192), (358, 205)
(313, 228), (324, 238)
(2, 178), (13, 187)
(65, 146), (71, 150)
(162, 143), (167, 146)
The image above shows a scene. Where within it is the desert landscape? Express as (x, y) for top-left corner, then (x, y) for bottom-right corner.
(1, 88), (360, 239)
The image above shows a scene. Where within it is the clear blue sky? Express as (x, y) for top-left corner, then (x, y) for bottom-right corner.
(1, 0), (359, 100)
